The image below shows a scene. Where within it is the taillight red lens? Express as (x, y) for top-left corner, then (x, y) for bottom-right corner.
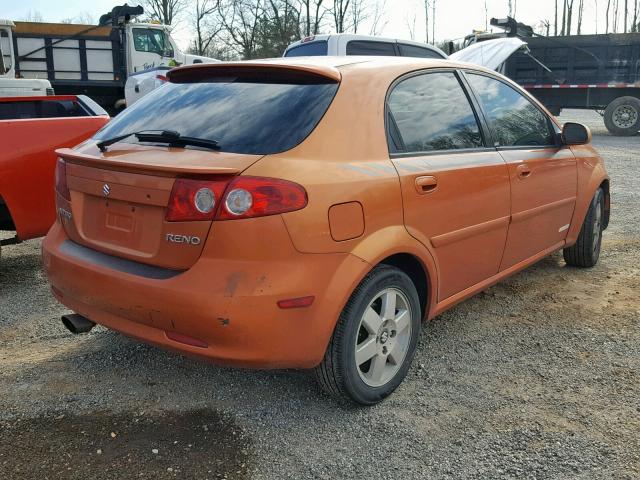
(216, 176), (307, 220)
(165, 176), (307, 222)
(55, 158), (71, 201)
(166, 177), (231, 222)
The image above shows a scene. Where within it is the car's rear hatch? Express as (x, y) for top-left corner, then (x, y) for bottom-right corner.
(57, 145), (262, 270)
(55, 62), (340, 271)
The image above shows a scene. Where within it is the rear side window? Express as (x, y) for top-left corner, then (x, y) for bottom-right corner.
(285, 41), (328, 57)
(94, 70), (339, 155)
(346, 40), (396, 56)
(398, 44), (444, 59)
(387, 72), (483, 153)
(466, 73), (555, 147)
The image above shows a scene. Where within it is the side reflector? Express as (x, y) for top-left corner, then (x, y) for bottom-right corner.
(277, 295), (315, 309)
(166, 331), (208, 348)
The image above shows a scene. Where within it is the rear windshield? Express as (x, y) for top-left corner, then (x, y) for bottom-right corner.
(284, 41), (328, 57)
(94, 71), (338, 155)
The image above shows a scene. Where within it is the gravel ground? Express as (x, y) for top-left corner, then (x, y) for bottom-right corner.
(1, 110), (638, 479)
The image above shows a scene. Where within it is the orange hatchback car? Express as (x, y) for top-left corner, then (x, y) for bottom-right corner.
(43, 57), (610, 404)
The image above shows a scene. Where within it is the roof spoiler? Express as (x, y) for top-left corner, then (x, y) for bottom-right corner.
(167, 62), (342, 83)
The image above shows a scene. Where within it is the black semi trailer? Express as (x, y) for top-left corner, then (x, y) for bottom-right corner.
(494, 17), (640, 136)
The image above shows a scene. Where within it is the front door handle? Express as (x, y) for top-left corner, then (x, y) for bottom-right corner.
(517, 164), (532, 178)
(415, 175), (438, 194)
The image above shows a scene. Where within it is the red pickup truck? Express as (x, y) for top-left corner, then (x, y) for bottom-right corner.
(0, 95), (109, 256)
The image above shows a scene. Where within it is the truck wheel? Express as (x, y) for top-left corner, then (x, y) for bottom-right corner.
(603, 96), (640, 136)
(314, 265), (421, 405)
(563, 188), (604, 268)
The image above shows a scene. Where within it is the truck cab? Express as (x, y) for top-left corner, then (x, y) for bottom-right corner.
(0, 19), (53, 97)
(125, 22), (214, 74)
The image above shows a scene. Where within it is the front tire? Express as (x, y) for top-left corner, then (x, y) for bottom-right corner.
(603, 96), (640, 136)
(563, 188), (604, 268)
(314, 265), (421, 405)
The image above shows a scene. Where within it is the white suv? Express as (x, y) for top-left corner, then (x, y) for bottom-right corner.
(284, 34), (447, 59)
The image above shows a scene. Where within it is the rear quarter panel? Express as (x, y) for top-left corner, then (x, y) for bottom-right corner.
(0, 116), (109, 240)
(565, 143), (609, 245)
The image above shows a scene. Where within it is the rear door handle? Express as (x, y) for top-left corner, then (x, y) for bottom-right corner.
(517, 164), (532, 178)
(415, 175), (438, 194)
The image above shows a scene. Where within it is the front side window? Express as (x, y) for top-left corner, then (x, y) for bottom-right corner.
(466, 73), (556, 147)
(387, 71), (483, 153)
(346, 40), (396, 56)
(93, 70), (339, 155)
(133, 28), (169, 55)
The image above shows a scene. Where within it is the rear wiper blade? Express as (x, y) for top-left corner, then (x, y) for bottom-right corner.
(135, 131), (221, 150)
(97, 130), (220, 152)
(97, 130), (179, 152)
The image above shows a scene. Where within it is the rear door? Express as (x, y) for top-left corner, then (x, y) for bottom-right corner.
(387, 70), (511, 301)
(464, 72), (577, 270)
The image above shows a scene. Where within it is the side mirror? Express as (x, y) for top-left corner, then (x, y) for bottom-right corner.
(562, 122), (591, 145)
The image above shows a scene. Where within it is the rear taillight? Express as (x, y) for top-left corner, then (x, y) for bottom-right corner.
(216, 176), (308, 220)
(55, 158), (71, 201)
(166, 177), (231, 222)
(165, 176), (307, 222)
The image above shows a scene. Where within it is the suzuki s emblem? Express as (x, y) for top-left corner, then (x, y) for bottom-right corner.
(102, 184), (111, 197)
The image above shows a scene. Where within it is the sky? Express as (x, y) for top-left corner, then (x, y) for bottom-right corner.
(0, 0), (613, 51)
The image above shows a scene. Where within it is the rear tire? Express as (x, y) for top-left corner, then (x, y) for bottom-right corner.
(314, 265), (421, 405)
(563, 188), (604, 268)
(603, 96), (640, 136)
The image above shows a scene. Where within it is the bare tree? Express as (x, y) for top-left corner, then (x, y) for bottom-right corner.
(555, 0), (559, 35)
(485, 0), (489, 30)
(561, 0), (567, 34)
(60, 12), (95, 24)
(405, 12), (417, 40)
(22, 10), (45, 22)
(191, 0), (223, 56)
(368, 0), (388, 36)
(349, 0), (367, 33)
(566, 0), (575, 34)
(625, 0), (629, 31)
(424, 0), (429, 43)
(595, 0), (599, 33)
(431, 0), (436, 43)
(299, 0), (325, 36)
(142, 0), (187, 25)
(633, 0), (639, 31)
(216, 0), (264, 59)
(332, 0), (350, 33)
(577, 0), (584, 33)
(613, 0), (619, 32)
(606, 0), (611, 32)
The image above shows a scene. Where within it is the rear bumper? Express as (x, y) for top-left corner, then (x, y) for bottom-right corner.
(42, 218), (369, 368)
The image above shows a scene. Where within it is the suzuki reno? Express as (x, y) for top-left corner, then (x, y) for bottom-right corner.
(43, 57), (610, 405)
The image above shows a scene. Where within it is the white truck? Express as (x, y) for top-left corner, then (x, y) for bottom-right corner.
(0, 19), (53, 97)
(284, 34), (448, 59)
(10, 4), (216, 113)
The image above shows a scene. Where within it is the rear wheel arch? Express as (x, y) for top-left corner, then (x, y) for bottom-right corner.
(378, 253), (430, 321)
